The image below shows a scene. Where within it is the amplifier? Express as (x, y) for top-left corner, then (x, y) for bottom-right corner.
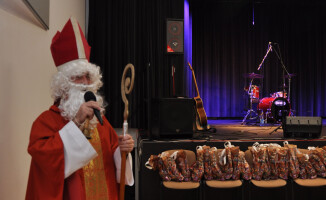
(150, 98), (195, 138)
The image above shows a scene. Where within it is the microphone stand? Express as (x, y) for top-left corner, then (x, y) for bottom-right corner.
(257, 42), (273, 71)
(268, 43), (292, 135)
(271, 43), (291, 103)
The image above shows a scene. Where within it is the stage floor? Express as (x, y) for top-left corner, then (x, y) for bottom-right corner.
(193, 118), (326, 140)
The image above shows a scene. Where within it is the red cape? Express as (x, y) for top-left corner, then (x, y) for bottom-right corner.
(26, 105), (119, 200)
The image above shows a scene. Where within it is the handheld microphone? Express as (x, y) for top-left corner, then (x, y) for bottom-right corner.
(84, 91), (103, 125)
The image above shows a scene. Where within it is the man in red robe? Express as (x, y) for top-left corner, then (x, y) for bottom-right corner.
(26, 17), (134, 200)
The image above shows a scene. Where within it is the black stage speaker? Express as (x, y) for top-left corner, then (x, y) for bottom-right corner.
(283, 116), (323, 138)
(151, 98), (195, 138)
(166, 19), (184, 53)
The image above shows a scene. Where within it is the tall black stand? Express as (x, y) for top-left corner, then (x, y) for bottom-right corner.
(268, 43), (292, 135)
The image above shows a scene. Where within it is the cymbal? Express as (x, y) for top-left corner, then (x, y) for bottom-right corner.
(243, 72), (264, 79)
(283, 73), (296, 78)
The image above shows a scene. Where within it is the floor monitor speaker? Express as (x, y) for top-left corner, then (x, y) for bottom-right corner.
(283, 116), (322, 138)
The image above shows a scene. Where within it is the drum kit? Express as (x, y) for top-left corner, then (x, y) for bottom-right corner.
(241, 72), (296, 125)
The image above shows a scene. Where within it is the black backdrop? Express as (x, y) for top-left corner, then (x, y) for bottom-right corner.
(88, 0), (184, 129)
(191, 0), (326, 118)
(88, 0), (326, 128)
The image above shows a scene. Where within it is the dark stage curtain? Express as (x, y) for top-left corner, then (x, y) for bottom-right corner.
(191, 1), (326, 118)
(88, 0), (184, 128)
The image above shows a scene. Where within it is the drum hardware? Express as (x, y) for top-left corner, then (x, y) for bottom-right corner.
(269, 110), (289, 135)
(271, 97), (291, 122)
(283, 73), (296, 79)
(283, 73), (296, 104)
(269, 43), (294, 105)
(256, 42), (293, 105)
(265, 109), (271, 123)
(271, 91), (287, 98)
(254, 42), (295, 132)
(243, 72), (264, 79)
(268, 97), (291, 135)
(258, 97), (291, 123)
(245, 85), (260, 99)
(257, 42), (272, 71)
(241, 74), (263, 125)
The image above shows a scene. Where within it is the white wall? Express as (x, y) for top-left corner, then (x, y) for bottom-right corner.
(0, 0), (85, 199)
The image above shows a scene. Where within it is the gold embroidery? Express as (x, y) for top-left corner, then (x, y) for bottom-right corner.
(83, 128), (109, 200)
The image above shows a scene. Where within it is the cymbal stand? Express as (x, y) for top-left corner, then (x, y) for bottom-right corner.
(287, 77), (291, 103)
(242, 78), (258, 125)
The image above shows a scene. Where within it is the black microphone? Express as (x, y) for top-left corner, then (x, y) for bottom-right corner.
(84, 91), (103, 125)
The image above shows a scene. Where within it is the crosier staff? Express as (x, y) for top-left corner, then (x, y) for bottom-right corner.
(120, 63), (135, 200)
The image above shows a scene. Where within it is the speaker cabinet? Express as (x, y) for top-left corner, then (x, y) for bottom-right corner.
(151, 98), (195, 138)
(283, 116), (323, 138)
(166, 19), (184, 53)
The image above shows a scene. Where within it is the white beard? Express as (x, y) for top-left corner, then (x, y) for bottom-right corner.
(58, 83), (104, 127)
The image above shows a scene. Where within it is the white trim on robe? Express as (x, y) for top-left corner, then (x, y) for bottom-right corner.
(59, 121), (98, 178)
(114, 147), (135, 186)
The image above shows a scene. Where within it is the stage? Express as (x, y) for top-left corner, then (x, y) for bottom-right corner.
(204, 118), (326, 140)
(137, 118), (326, 200)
